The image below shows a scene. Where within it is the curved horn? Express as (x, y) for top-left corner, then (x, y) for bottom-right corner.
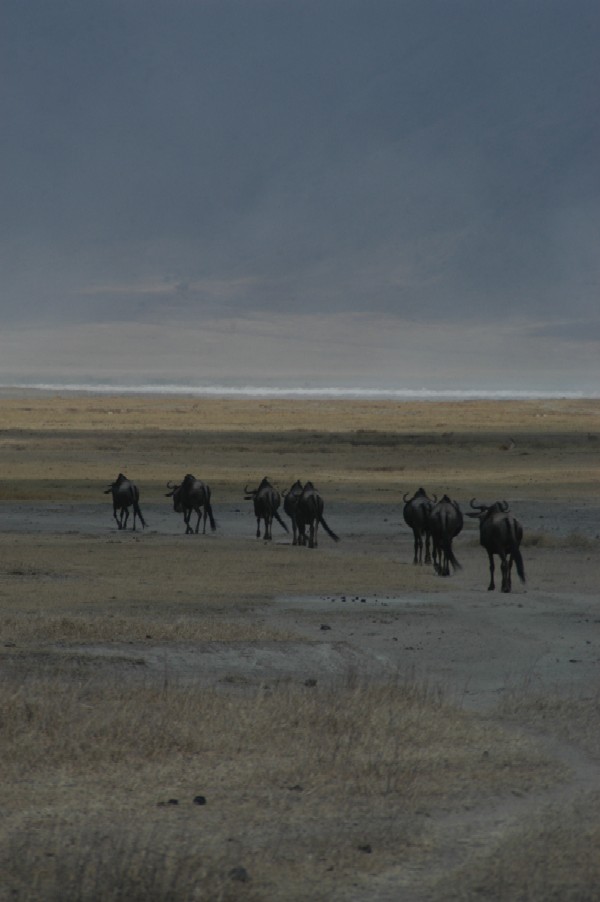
(166, 481), (176, 489)
(403, 492), (411, 503)
(470, 498), (485, 510)
(244, 484), (255, 495)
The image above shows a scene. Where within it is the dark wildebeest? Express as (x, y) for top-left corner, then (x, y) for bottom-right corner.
(295, 481), (340, 548)
(403, 487), (436, 564)
(104, 473), (146, 531)
(282, 479), (304, 545)
(428, 494), (463, 576)
(244, 477), (289, 540)
(165, 474), (216, 535)
(467, 499), (526, 592)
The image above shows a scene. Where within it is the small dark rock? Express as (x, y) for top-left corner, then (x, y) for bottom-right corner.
(358, 844), (372, 854)
(320, 624), (331, 631)
(304, 678), (317, 687)
(167, 799), (179, 806)
(193, 795), (207, 806)
(288, 784), (303, 792)
(229, 866), (250, 883)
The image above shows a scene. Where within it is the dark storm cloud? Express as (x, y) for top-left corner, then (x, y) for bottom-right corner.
(2, 0), (599, 327)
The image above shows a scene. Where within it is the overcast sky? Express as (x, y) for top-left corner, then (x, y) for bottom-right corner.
(2, 0), (599, 389)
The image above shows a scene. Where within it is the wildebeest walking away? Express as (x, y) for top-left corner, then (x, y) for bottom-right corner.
(429, 494), (463, 576)
(403, 487), (436, 564)
(244, 477), (289, 540)
(295, 481), (340, 548)
(165, 474), (216, 534)
(104, 473), (146, 530)
(283, 479), (305, 545)
(467, 499), (526, 592)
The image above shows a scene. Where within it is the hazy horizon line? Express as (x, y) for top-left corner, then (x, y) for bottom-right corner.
(2, 382), (599, 401)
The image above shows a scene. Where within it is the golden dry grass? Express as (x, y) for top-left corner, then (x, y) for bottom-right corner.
(0, 395), (598, 501)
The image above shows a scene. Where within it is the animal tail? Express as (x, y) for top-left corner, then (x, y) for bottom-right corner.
(133, 499), (147, 529)
(441, 512), (460, 571)
(274, 510), (290, 533)
(320, 515), (340, 543)
(206, 499), (217, 531)
(444, 538), (461, 571)
(508, 521), (526, 582)
(513, 546), (526, 582)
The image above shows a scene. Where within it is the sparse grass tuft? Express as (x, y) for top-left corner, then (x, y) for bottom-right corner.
(522, 530), (599, 549)
(5, 821), (257, 902)
(0, 611), (293, 645)
(434, 795), (600, 902)
(0, 670), (559, 900)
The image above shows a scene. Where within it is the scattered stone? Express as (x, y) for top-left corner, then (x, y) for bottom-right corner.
(304, 678), (317, 687)
(193, 795), (207, 806)
(168, 798), (179, 805)
(320, 624), (331, 631)
(358, 844), (372, 854)
(229, 866), (250, 883)
(288, 784), (303, 792)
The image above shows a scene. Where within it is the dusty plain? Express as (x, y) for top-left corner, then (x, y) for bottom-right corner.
(1, 394), (600, 901)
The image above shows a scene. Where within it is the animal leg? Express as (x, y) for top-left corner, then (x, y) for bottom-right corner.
(413, 531), (420, 564)
(487, 552), (496, 591)
(256, 518), (261, 539)
(424, 533), (431, 564)
(501, 555), (511, 592)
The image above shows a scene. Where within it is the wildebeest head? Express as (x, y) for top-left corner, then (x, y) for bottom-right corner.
(466, 499), (509, 521)
(282, 479), (303, 498)
(105, 472), (128, 493)
(244, 476), (274, 499)
(165, 481), (184, 512)
(403, 487), (437, 504)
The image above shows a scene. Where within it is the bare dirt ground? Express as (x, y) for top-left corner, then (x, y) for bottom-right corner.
(1, 395), (599, 900)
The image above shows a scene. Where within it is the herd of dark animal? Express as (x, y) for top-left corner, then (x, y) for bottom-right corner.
(403, 487), (526, 593)
(104, 475), (526, 592)
(104, 473), (339, 549)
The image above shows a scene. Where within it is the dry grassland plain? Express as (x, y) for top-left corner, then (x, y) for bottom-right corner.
(1, 395), (600, 901)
